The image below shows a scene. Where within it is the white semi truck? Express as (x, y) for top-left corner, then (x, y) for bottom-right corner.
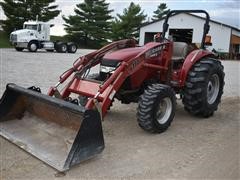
(10, 21), (77, 53)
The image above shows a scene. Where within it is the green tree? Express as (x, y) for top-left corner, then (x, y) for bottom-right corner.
(63, 0), (113, 48)
(152, 3), (170, 21)
(111, 2), (146, 41)
(0, 0), (60, 34)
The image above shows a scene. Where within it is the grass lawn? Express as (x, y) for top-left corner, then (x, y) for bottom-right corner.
(0, 31), (12, 48)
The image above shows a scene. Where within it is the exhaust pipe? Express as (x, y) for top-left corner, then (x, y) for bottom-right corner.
(0, 84), (104, 172)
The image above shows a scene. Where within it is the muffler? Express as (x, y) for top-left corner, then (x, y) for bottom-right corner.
(0, 84), (104, 172)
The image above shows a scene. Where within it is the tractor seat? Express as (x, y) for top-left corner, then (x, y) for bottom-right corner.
(172, 42), (188, 61)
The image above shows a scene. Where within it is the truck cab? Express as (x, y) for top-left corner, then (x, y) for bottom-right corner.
(10, 21), (77, 53)
(23, 21), (51, 41)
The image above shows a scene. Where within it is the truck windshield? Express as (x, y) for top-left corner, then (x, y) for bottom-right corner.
(24, 25), (38, 30)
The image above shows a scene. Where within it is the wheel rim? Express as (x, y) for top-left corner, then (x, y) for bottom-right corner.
(62, 45), (67, 52)
(71, 45), (76, 52)
(30, 43), (37, 51)
(207, 74), (220, 104)
(156, 97), (172, 124)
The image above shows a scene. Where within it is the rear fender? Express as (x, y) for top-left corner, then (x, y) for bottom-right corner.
(179, 49), (215, 87)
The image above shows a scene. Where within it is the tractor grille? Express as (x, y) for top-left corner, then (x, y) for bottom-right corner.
(10, 34), (17, 42)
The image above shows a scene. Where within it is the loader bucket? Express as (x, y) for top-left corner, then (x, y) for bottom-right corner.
(0, 84), (104, 172)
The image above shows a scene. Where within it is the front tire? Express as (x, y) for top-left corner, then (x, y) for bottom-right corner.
(183, 58), (225, 117)
(137, 84), (176, 133)
(28, 41), (38, 52)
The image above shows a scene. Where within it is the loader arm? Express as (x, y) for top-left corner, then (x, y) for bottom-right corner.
(48, 39), (136, 97)
(75, 41), (172, 115)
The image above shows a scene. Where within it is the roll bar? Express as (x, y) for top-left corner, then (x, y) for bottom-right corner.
(161, 10), (210, 49)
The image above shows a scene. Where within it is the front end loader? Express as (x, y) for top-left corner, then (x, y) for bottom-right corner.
(0, 39), (139, 171)
(0, 84), (104, 171)
(0, 10), (225, 171)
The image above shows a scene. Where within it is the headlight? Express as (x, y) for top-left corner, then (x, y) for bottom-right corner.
(100, 65), (116, 73)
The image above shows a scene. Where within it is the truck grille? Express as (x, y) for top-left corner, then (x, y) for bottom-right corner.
(10, 34), (17, 42)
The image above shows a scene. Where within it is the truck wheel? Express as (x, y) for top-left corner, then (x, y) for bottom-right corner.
(59, 43), (67, 53)
(137, 84), (176, 133)
(28, 41), (38, 52)
(56, 42), (67, 53)
(67, 43), (77, 53)
(15, 47), (24, 51)
(183, 58), (224, 117)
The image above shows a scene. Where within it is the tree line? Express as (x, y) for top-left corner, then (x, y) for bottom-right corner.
(0, 0), (170, 48)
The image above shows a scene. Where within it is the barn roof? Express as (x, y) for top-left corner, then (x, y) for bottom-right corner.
(141, 12), (240, 32)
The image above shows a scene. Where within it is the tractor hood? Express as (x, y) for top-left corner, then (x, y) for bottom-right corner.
(103, 47), (144, 62)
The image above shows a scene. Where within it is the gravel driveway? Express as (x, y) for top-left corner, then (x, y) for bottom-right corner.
(0, 48), (239, 179)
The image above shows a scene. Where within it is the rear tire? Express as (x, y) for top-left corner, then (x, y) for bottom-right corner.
(137, 84), (176, 133)
(183, 58), (225, 117)
(67, 43), (77, 53)
(55, 42), (67, 53)
(59, 43), (67, 53)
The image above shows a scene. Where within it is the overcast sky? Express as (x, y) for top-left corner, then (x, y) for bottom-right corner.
(0, 0), (239, 35)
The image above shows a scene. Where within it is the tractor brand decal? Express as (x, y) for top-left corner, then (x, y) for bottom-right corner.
(145, 45), (166, 58)
(129, 57), (143, 71)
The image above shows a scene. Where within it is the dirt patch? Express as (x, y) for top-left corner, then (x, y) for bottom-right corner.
(0, 97), (239, 179)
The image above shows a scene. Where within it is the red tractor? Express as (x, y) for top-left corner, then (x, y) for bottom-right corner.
(0, 10), (224, 172)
